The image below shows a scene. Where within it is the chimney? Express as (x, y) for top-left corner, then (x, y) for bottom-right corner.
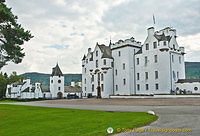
(147, 27), (155, 36)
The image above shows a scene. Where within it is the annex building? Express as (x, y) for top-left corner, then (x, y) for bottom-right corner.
(82, 27), (200, 98)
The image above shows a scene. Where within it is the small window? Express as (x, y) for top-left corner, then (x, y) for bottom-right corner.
(146, 43), (149, 50)
(101, 84), (104, 92)
(101, 73), (104, 81)
(136, 58), (139, 65)
(146, 84), (149, 90)
(179, 56), (181, 64)
(115, 69), (117, 76)
(172, 55), (174, 63)
(155, 71), (158, 79)
(118, 51), (121, 56)
(145, 56), (148, 64)
(92, 84), (94, 92)
(194, 87), (198, 91)
(164, 41), (166, 46)
(96, 51), (98, 56)
(137, 84), (140, 91)
(84, 78), (86, 84)
(96, 60), (98, 68)
(123, 63), (125, 70)
(177, 72), (179, 79)
(111, 62), (114, 67)
(173, 44), (175, 49)
(86, 59), (88, 63)
(58, 87), (60, 90)
(51, 80), (53, 83)
(137, 73), (140, 80)
(91, 75), (94, 82)
(85, 87), (86, 92)
(116, 85), (118, 91)
(85, 68), (86, 73)
(104, 59), (106, 65)
(145, 72), (148, 80)
(153, 42), (157, 49)
(123, 78), (126, 85)
(155, 84), (159, 90)
(98, 73), (100, 81)
(154, 55), (158, 63)
(58, 80), (61, 83)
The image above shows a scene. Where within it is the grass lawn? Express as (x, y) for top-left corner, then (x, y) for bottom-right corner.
(0, 100), (21, 103)
(0, 104), (158, 136)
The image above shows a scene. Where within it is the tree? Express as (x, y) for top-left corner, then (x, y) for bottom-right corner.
(0, 74), (7, 98)
(7, 71), (23, 84)
(0, 0), (33, 69)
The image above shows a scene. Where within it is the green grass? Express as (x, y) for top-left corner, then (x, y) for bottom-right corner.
(0, 104), (158, 136)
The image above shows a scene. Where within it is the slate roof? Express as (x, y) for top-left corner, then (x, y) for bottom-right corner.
(177, 79), (200, 83)
(21, 87), (30, 93)
(64, 86), (82, 93)
(51, 64), (63, 76)
(98, 44), (113, 59)
(154, 33), (172, 42)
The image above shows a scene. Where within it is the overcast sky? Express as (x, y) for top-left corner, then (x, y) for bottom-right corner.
(2, 0), (200, 75)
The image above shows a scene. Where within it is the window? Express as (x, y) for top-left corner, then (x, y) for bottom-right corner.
(136, 58), (139, 65)
(115, 69), (117, 76)
(177, 72), (179, 79)
(51, 80), (53, 83)
(96, 60), (98, 68)
(116, 85), (118, 91)
(137, 84), (140, 91)
(111, 62), (114, 67)
(164, 41), (166, 46)
(101, 84), (104, 92)
(179, 56), (181, 64)
(92, 84), (94, 92)
(145, 72), (148, 80)
(146, 43), (149, 50)
(104, 59), (106, 65)
(137, 73), (140, 80)
(123, 63), (125, 70)
(58, 80), (61, 83)
(86, 59), (88, 63)
(101, 73), (104, 81)
(98, 73), (100, 81)
(85, 87), (86, 92)
(85, 68), (86, 73)
(58, 87), (60, 90)
(153, 42), (157, 49)
(155, 84), (159, 90)
(154, 55), (158, 63)
(84, 78), (86, 84)
(155, 71), (158, 79)
(173, 44), (175, 49)
(172, 55), (174, 63)
(91, 75), (94, 82)
(118, 51), (121, 56)
(123, 78), (126, 85)
(145, 56), (148, 64)
(96, 51), (98, 56)
(194, 87), (198, 91)
(146, 84), (149, 90)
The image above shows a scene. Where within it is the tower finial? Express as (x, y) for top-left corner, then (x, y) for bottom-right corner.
(109, 36), (112, 48)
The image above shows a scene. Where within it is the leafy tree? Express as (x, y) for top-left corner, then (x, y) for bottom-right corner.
(0, 74), (7, 98)
(0, 0), (33, 69)
(7, 71), (23, 84)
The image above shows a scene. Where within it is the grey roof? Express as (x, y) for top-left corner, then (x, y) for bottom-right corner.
(51, 64), (63, 76)
(177, 79), (200, 83)
(98, 44), (113, 59)
(82, 55), (86, 60)
(21, 87), (30, 93)
(64, 86), (82, 93)
(135, 48), (142, 54)
(41, 86), (50, 92)
(154, 33), (172, 42)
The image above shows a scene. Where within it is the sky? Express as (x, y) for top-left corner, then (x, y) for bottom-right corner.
(1, 0), (200, 75)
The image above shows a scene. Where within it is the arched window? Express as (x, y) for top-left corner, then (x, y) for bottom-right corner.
(51, 80), (53, 83)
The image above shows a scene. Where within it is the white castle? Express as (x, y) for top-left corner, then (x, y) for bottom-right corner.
(82, 27), (200, 98)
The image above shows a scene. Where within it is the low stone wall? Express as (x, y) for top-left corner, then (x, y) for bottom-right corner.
(110, 95), (200, 99)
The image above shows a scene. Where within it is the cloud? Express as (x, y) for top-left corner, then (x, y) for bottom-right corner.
(1, 0), (200, 75)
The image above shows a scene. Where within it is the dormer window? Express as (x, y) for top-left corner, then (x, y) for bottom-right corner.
(96, 51), (98, 57)
(118, 51), (121, 56)
(164, 41), (166, 46)
(153, 42), (157, 49)
(104, 59), (106, 65)
(146, 43), (149, 50)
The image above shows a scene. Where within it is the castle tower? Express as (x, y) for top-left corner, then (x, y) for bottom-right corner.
(50, 63), (64, 98)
